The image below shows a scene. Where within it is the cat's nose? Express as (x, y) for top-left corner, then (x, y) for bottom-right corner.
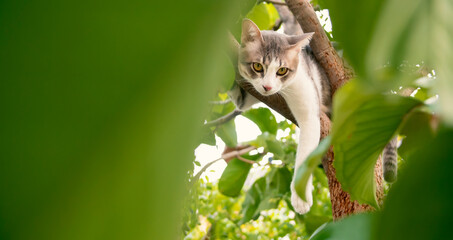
(263, 85), (272, 92)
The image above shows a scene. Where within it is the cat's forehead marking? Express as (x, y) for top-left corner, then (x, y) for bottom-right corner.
(260, 31), (289, 62)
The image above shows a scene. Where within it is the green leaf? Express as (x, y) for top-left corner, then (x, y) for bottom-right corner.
(294, 136), (331, 201)
(265, 139), (285, 159)
(271, 167), (292, 195)
(211, 101), (238, 147)
(398, 110), (435, 160)
(243, 107), (278, 135)
(239, 167), (291, 224)
(313, 168), (329, 188)
(331, 80), (422, 208)
(253, 195), (280, 216)
(304, 214), (332, 235)
(216, 119), (238, 147)
(366, 0), (453, 123)
(310, 213), (373, 240)
(200, 126), (216, 146)
(324, 0), (385, 77)
(412, 87), (430, 101)
(376, 128), (453, 239)
(246, 2), (280, 31)
(218, 154), (261, 197)
(239, 177), (267, 224)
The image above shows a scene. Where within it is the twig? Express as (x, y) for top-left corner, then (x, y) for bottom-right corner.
(190, 158), (224, 186)
(236, 155), (258, 165)
(260, 0), (287, 6)
(190, 146), (257, 185)
(209, 99), (232, 105)
(204, 110), (242, 127)
(221, 145), (256, 160)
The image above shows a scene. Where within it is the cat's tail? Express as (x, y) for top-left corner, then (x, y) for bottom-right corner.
(383, 137), (398, 183)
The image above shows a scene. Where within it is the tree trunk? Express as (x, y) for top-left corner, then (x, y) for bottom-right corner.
(284, 0), (383, 220)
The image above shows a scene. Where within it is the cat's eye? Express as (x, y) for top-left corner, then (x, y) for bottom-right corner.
(252, 62), (264, 72)
(277, 67), (288, 76)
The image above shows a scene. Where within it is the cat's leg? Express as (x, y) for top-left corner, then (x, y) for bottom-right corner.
(228, 82), (260, 111)
(290, 116), (320, 214)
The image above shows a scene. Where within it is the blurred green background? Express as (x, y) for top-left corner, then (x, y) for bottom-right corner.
(0, 0), (242, 239)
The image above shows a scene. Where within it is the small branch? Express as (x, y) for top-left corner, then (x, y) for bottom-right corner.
(260, 0), (287, 6)
(209, 99), (232, 105)
(190, 158), (223, 186)
(236, 155), (258, 164)
(204, 110), (242, 128)
(190, 145), (257, 185)
(221, 145), (256, 161)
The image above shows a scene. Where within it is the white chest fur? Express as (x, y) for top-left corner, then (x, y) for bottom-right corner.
(280, 54), (321, 214)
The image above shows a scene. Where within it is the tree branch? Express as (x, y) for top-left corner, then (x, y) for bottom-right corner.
(191, 145), (257, 185)
(204, 110), (242, 128)
(285, 0), (353, 95)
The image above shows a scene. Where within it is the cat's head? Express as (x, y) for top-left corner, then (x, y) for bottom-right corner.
(238, 19), (313, 96)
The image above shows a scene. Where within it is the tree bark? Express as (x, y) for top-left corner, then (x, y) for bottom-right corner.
(285, 0), (383, 220)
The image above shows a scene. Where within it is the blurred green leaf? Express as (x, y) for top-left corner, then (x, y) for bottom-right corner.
(304, 214), (332, 235)
(310, 213), (373, 240)
(0, 0), (241, 239)
(398, 110), (435, 160)
(331, 80), (422, 208)
(313, 168), (328, 188)
(376, 128), (453, 239)
(324, 0), (385, 77)
(246, 2), (280, 30)
(365, 0), (453, 123)
(412, 87), (430, 101)
(295, 136), (331, 201)
(243, 107), (278, 135)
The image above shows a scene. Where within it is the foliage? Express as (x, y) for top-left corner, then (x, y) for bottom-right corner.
(189, 0), (453, 239)
(303, 0), (453, 239)
(0, 0), (244, 239)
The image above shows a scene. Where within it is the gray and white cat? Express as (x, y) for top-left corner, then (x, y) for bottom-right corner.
(230, 19), (398, 214)
(230, 19), (331, 214)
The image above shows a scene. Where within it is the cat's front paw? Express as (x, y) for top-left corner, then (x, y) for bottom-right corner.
(290, 180), (313, 214)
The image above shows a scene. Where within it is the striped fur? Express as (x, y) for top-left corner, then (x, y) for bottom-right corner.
(383, 137), (398, 183)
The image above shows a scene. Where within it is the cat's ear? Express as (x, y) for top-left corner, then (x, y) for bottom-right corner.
(286, 32), (314, 50)
(241, 19), (263, 46)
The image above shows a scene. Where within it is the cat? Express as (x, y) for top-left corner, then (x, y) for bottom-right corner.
(229, 19), (397, 214)
(230, 19), (331, 214)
